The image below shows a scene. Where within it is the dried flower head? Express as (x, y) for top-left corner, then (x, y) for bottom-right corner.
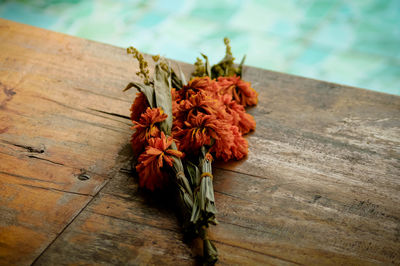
(177, 77), (220, 100)
(217, 76), (258, 107)
(221, 94), (256, 134)
(136, 132), (183, 191)
(131, 107), (167, 154)
(176, 91), (227, 121)
(174, 113), (234, 158)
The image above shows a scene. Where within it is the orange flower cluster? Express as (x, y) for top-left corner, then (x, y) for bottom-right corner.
(172, 76), (257, 162)
(130, 100), (183, 191)
(130, 75), (257, 190)
(126, 41), (257, 262)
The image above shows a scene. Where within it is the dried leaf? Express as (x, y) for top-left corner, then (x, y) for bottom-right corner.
(124, 82), (155, 108)
(154, 64), (173, 134)
(177, 64), (187, 85)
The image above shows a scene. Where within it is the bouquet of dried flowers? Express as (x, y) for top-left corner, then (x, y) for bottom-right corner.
(124, 38), (257, 264)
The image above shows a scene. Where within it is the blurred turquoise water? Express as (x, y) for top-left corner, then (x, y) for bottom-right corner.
(1, 0), (399, 95)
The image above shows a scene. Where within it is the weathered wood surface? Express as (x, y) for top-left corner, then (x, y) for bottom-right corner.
(0, 18), (399, 265)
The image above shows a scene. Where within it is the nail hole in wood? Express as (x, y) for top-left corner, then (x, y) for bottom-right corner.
(78, 173), (90, 181)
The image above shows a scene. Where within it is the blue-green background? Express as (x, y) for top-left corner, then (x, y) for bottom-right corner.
(1, 0), (399, 95)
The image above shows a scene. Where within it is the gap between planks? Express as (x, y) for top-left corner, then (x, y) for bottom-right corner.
(30, 175), (114, 265)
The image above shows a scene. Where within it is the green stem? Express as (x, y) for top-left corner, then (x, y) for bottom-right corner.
(189, 146), (218, 264)
(198, 146), (217, 225)
(199, 226), (218, 265)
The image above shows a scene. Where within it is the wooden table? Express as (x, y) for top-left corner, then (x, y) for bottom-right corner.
(1, 18), (399, 265)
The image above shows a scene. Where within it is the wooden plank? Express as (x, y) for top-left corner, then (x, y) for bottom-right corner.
(0, 18), (135, 265)
(35, 165), (389, 265)
(1, 18), (399, 265)
(34, 169), (296, 265)
(0, 177), (90, 265)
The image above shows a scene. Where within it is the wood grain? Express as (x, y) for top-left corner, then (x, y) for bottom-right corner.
(0, 18), (134, 265)
(0, 18), (399, 265)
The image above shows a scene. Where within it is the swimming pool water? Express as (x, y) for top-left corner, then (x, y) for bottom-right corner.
(1, 0), (399, 95)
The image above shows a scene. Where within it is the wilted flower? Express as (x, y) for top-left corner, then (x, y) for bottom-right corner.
(136, 132), (183, 191)
(176, 91), (229, 122)
(174, 113), (233, 154)
(217, 75), (258, 107)
(131, 107), (167, 154)
(177, 76), (220, 100)
(209, 125), (248, 162)
(221, 94), (256, 134)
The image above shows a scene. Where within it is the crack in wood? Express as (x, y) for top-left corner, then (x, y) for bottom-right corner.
(14, 143), (44, 153)
(28, 155), (64, 166)
(56, 114), (129, 134)
(73, 86), (131, 104)
(35, 95), (131, 127)
(19, 183), (93, 197)
(88, 108), (131, 120)
(1, 139), (45, 153)
(0, 147), (111, 181)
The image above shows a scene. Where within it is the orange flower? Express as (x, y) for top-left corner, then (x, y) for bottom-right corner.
(131, 107), (167, 154)
(221, 94), (256, 134)
(174, 114), (213, 152)
(136, 132), (183, 191)
(209, 125), (248, 161)
(176, 91), (229, 123)
(177, 76), (220, 100)
(217, 75), (258, 107)
(130, 92), (149, 122)
(174, 113), (234, 157)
